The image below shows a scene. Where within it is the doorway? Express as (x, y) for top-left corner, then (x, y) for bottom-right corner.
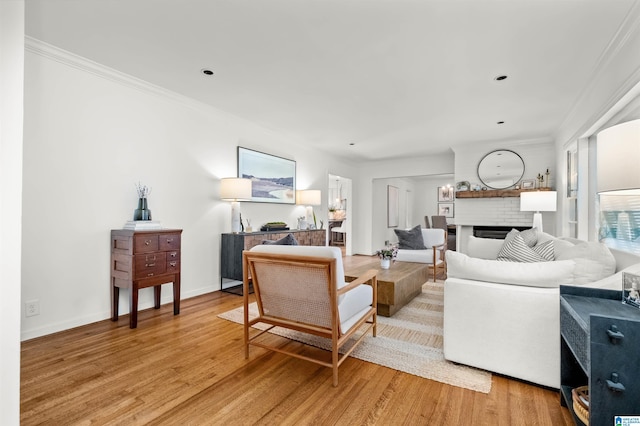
(328, 174), (352, 255)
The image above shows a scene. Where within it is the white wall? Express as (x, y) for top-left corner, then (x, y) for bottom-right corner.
(1, 1), (24, 423)
(21, 40), (355, 339)
(371, 175), (453, 250)
(412, 175), (455, 225)
(354, 153), (455, 255)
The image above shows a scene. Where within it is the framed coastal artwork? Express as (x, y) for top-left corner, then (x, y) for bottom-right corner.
(237, 147), (296, 204)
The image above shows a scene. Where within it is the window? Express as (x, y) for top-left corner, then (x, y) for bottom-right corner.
(598, 194), (640, 255)
(566, 148), (578, 238)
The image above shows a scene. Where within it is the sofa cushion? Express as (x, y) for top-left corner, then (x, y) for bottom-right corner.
(262, 233), (299, 245)
(467, 236), (504, 260)
(446, 250), (575, 288)
(497, 234), (553, 262)
(583, 262), (640, 290)
(394, 225), (426, 250)
(554, 240), (616, 284)
(396, 248), (443, 264)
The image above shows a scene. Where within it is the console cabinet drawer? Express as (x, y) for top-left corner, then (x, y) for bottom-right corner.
(134, 252), (166, 279)
(134, 234), (159, 253)
(160, 233), (181, 250)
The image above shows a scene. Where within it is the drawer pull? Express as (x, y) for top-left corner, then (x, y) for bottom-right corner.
(607, 325), (624, 343)
(169, 261), (177, 267)
(147, 273), (154, 277)
(146, 263), (155, 267)
(606, 373), (626, 393)
(145, 239), (152, 245)
(171, 252), (177, 258)
(166, 238), (174, 243)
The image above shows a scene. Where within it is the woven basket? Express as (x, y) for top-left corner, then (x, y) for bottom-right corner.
(571, 386), (589, 425)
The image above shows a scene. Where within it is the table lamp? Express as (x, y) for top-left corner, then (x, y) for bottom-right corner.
(520, 191), (557, 232)
(220, 177), (252, 233)
(297, 189), (322, 227)
(597, 119), (640, 196)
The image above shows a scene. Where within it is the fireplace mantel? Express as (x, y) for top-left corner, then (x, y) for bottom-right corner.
(456, 188), (551, 198)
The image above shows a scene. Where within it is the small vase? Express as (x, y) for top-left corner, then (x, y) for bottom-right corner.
(380, 258), (391, 270)
(133, 197), (152, 221)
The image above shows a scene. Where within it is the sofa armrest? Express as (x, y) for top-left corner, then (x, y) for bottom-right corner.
(443, 277), (560, 388)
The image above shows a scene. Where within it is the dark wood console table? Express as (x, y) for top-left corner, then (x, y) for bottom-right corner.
(560, 285), (640, 425)
(111, 229), (182, 328)
(221, 229), (326, 294)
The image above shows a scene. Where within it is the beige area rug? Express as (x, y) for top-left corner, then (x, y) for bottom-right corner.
(218, 281), (492, 393)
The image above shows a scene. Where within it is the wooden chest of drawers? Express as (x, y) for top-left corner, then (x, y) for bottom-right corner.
(111, 229), (182, 328)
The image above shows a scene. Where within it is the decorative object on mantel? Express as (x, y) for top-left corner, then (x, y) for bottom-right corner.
(133, 182), (152, 221)
(220, 177), (252, 234)
(375, 246), (398, 270)
(521, 179), (535, 189)
(456, 181), (470, 191)
(520, 191), (557, 232)
(260, 222), (289, 231)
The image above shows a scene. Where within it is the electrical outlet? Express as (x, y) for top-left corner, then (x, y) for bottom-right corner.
(384, 240), (389, 246)
(25, 300), (40, 317)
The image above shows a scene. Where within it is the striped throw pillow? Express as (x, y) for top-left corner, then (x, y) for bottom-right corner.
(497, 234), (549, 262)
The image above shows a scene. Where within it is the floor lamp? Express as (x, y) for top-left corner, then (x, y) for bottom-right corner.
(520, 191), (557, 233)
(220, 178), (252, 233)
(297, 189), (322, 228)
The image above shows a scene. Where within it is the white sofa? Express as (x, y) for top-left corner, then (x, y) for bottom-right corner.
(443, 231), (640, 389)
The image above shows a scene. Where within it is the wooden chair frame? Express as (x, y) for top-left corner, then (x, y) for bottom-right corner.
(429, 231), (448, 282)
(242, 251), (377, 386)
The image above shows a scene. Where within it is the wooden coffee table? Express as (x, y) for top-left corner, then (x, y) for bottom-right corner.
(344, 259), (430, 317)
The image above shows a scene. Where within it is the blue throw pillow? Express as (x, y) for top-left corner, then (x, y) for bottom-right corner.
(262, 233), (299, 245)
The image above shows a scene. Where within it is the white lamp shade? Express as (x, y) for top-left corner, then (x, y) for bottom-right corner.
(597, 119), (640, 195)
(520, 191), (557, 212)
(220, 177), (252, 201)
(296, 189), (322, 206)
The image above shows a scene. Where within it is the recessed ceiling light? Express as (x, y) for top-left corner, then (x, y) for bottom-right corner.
(349, 143), (355, 146)
(201, 68), (214, 76)
(497, 121), (505, 124)
(494, 75), (508, 81)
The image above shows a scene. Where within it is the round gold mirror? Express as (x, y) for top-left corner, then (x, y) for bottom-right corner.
(477, 149), (525, 190)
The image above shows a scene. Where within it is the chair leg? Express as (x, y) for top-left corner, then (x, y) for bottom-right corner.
(332, 340), (339, 387)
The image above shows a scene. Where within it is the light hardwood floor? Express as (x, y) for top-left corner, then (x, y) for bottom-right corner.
(21, 255), (573, 425)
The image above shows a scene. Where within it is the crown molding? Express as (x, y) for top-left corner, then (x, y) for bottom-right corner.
(24, 36), (233, 118)
(556, 2), (640, 145)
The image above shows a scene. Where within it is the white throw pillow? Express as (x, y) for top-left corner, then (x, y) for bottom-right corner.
(446, 250), (575, 288)
(554, 241), (616, 284)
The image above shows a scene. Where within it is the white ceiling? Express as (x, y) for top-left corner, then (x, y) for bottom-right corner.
(25, 0), (639, 161)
